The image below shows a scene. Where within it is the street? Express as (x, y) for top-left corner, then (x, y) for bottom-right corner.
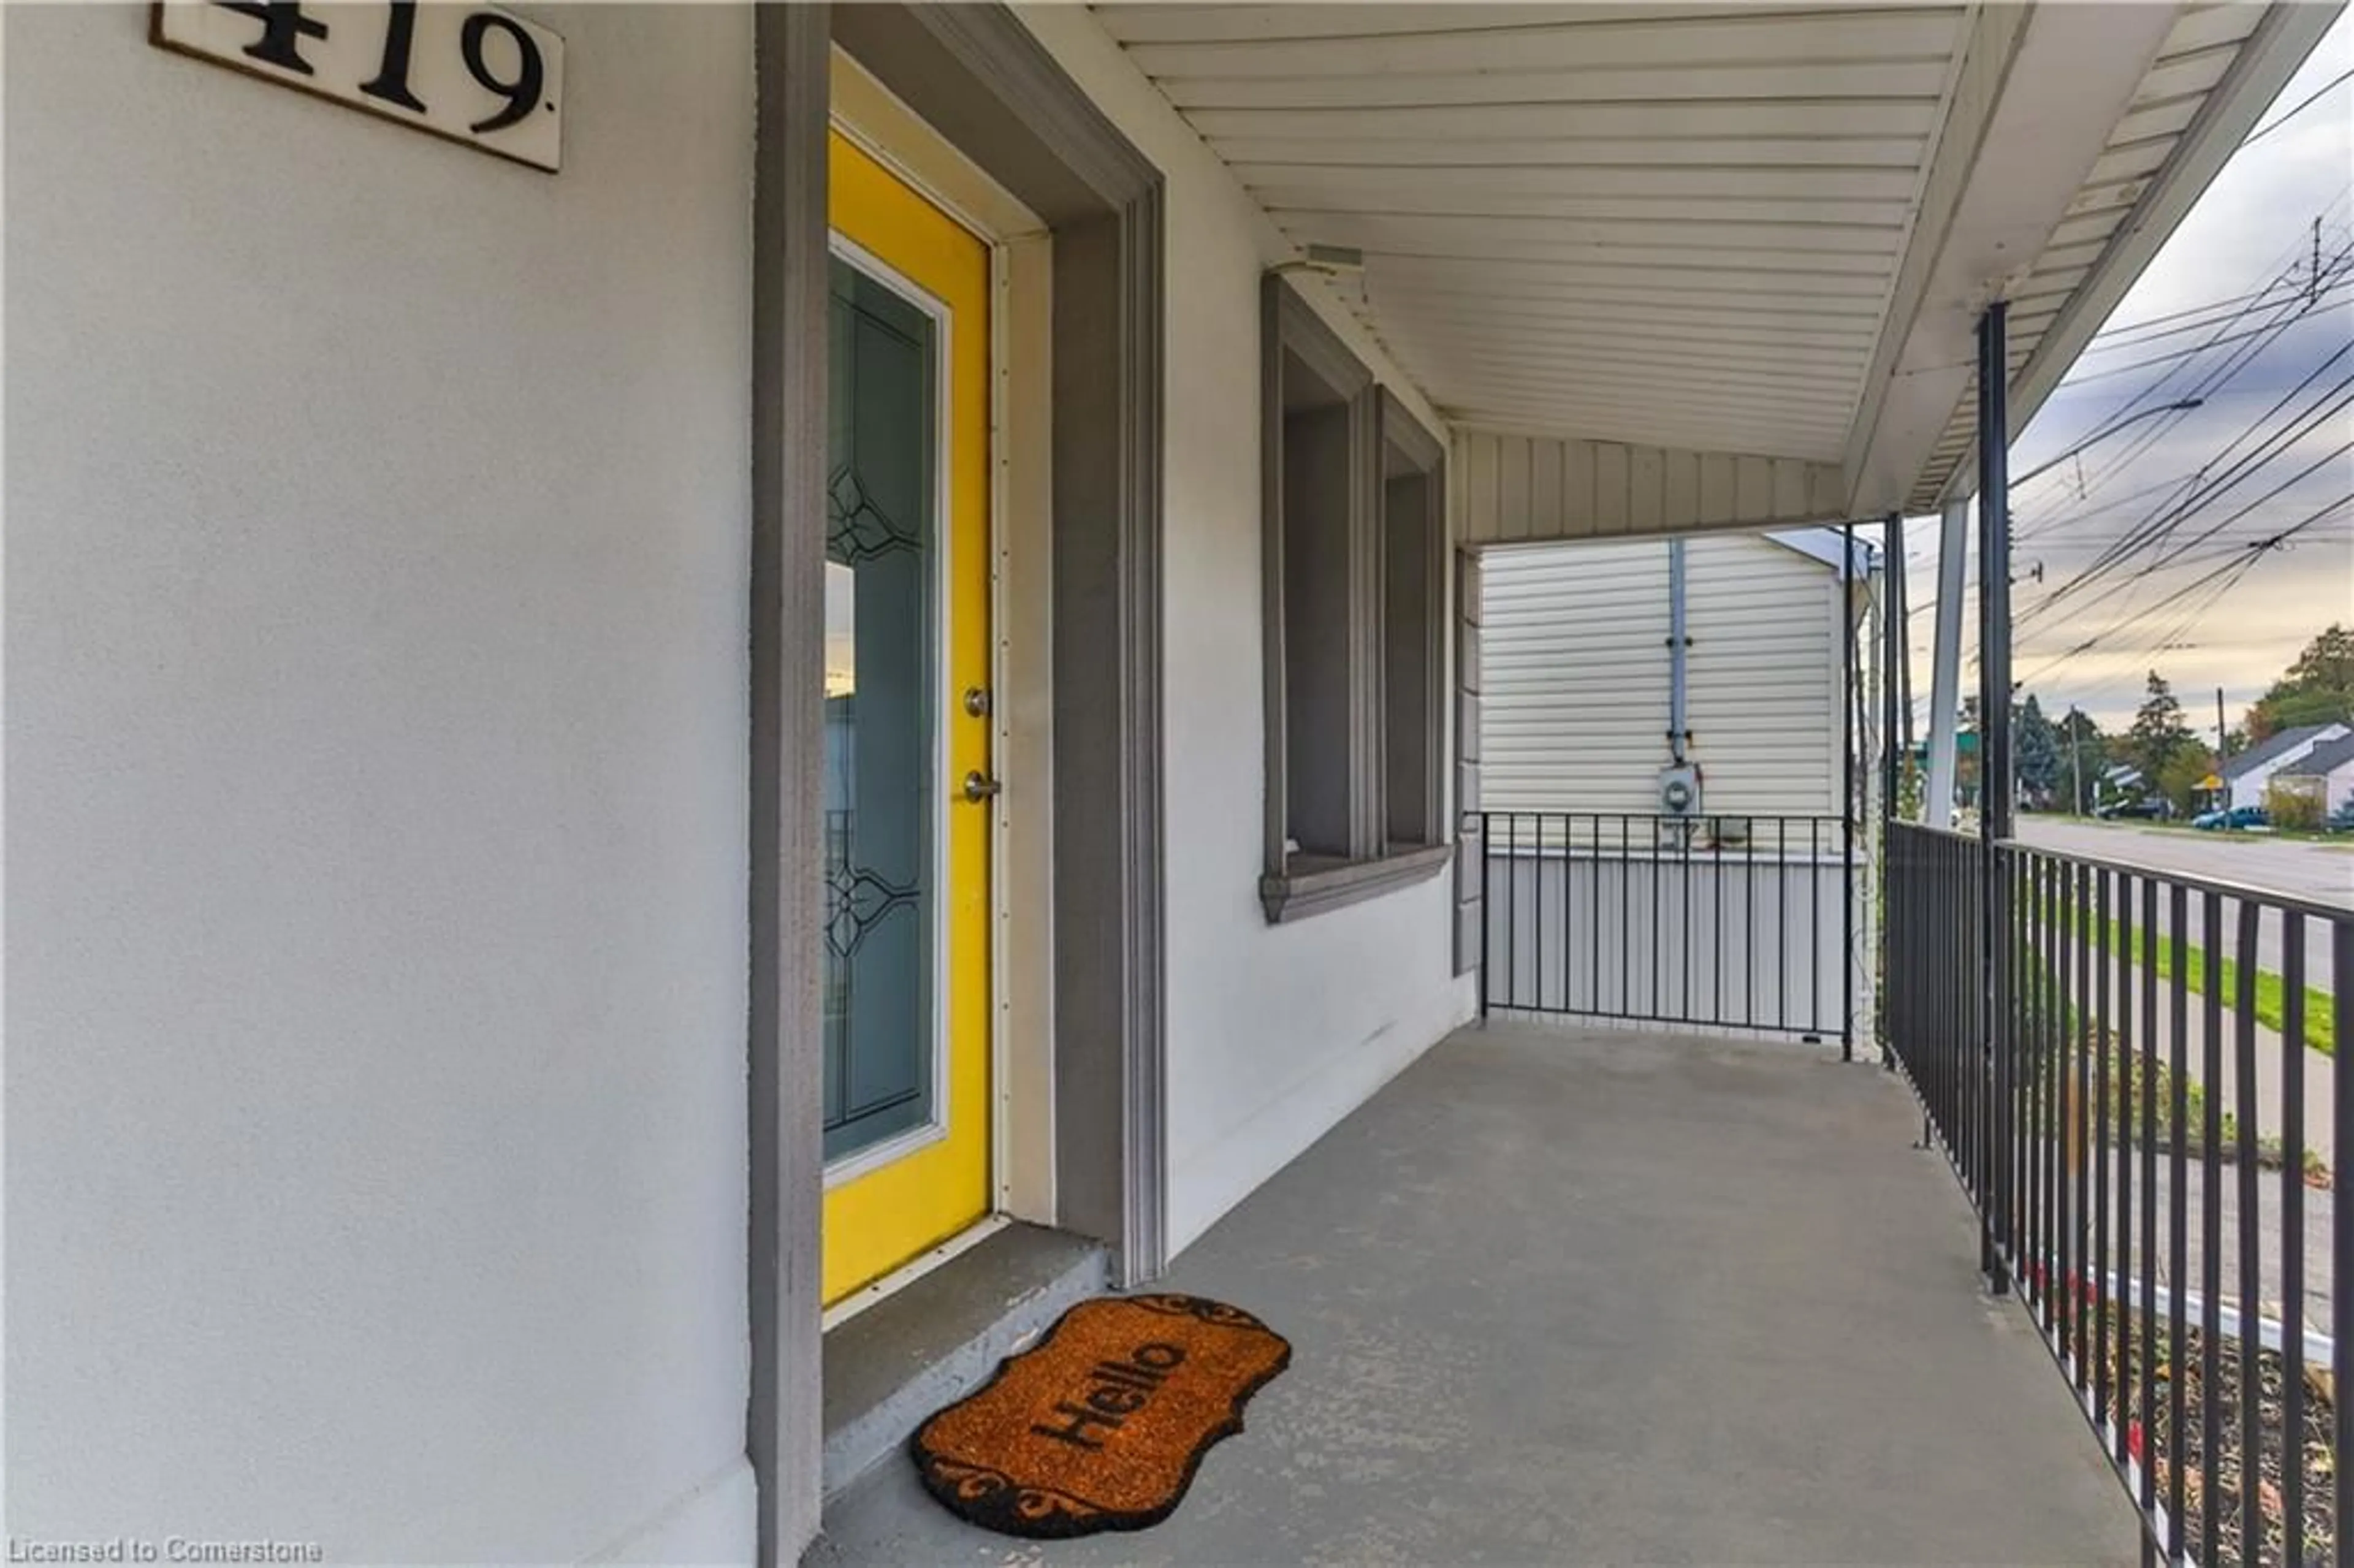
(2013, 816), (2351, 985)
(2013, 817), (2353, 907)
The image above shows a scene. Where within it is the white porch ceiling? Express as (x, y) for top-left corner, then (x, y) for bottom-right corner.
(1089, 1), (2339, 525)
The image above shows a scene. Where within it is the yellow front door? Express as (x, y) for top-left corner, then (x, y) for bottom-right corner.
(820, 132), (992, 1304)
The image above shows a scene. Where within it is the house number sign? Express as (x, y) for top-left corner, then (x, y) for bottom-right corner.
(152, 1), (565, 172)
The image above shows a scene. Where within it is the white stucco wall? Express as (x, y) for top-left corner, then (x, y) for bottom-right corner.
(1015, 7), (1477, 1258)
(6, 6), (756, 1561)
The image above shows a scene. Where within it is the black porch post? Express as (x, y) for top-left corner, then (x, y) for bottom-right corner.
(1880, 511), (1904, 1073)
(1842, 520), (1857, 1063)
(1977, 299), (2013, 1294)
(1882, 512), (1905, 824)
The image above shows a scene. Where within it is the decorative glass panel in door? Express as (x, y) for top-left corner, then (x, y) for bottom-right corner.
(824, 259), (936, 1164)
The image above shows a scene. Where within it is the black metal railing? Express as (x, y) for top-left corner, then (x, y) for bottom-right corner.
(1885, 823), (1989, 1231)
(1476, 811), (1856, 1051)
(1887, 820), (2352, 1566)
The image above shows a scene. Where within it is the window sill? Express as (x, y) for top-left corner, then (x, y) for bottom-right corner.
(1259, 842), (1453, 925)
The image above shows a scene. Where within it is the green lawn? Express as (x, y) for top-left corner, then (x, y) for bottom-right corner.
(2091, 1035), (2329, 1183)
(2008, 932), (2333, 1181)
(2068, 907), (2338, 1058)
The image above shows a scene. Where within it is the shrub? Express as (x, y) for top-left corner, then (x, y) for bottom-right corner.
(2266, 775), (2326, 831)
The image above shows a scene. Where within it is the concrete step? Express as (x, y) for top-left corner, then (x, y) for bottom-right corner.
(820, 1222), (1107, 1501)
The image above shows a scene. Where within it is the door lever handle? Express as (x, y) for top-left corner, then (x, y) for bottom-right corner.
(962, 771), (1003, 803)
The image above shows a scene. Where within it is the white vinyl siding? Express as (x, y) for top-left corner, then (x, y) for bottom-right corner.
(1455, 430), (1845, 546)
(1480, 533), (1840, 818)
(1480, 540), (1670, 816)
(1684, 538), (1840, 817)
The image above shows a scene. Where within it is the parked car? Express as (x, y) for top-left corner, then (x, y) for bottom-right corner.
(2191, 804), (2269, 831)
(2096, 796), (2173, 820)
(2329, 798), (2354, 834)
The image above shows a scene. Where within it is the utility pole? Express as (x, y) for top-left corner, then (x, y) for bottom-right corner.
(2070, 705), (2085, 816)
(2216, 686), (2231, 825)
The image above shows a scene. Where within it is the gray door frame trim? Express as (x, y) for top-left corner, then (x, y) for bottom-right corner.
(748, 8), (830, 1566)
(748, 6), (1167, 1561)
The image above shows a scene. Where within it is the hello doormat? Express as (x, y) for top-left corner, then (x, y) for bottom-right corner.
(910, 1293), (1292, 1539)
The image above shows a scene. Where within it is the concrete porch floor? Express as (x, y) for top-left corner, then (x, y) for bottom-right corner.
(812, 1022), (2141, 1566)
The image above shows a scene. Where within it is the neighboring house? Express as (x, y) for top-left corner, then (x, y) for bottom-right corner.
(2225, 721), (2352, 809)
(1477, 530), (1870, 1042)
(2095, 761), (2149, 812)
(2277, 731), (2354, 815)
(8, 3), (2326, 1563)
(1482, 530), (1865, 819)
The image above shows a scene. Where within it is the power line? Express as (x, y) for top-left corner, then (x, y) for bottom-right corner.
(2063, 287), (2306, 501)
(2021, 493), (2353, 683)
(2018, 468), (2212, 538)
(2024, 517), (2354, 548)
(2012, 398), (2208, 487)
(2078, 344), (2352, 549)
(2026, 423), (2354, 632)
(2077, 278), (2352, 354)
(2021, 363), (2354, 625)
(2007, 484), (2349, 690)
(1914, 206), (2354, 701)
(2019, 261), (2354, 621)
(2084, 197), (2354, 363)
(2060, 293), (2348, 385)
(2089, 285), (2301, 344)
(2062, 216), (2351, 501)
(2242, 67), (2354, 147)
(2033, 467), (2354, 661)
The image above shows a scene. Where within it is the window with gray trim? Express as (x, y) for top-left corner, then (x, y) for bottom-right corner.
(1260, 278), (1450, 924)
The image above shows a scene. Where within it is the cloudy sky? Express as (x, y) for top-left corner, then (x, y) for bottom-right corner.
(1902, 8), (2354, 736)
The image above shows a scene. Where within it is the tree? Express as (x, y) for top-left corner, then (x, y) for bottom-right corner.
(2014, 695), (2061, 807)
(2247, 625), (2354, 740)
(2057, 708), (2106, 752)
(2126, 671), (2196, 789)
(2156, 743), (2219, 816)
(2056, 707), (2108, 813)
